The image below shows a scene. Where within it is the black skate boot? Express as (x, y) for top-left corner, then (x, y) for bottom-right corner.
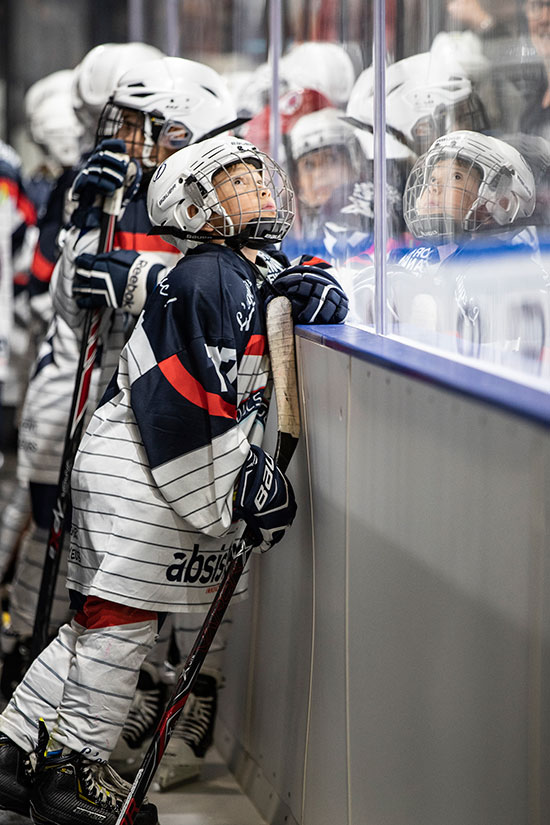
(30, 722), (158, 825)
(0, 732), (34, 816)
(110, 662), (168, 779)
(153, 672), (218, 791)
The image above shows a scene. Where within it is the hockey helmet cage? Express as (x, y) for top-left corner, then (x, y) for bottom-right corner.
(404, 130), (536, 242)
(97, 57), (238, 167)
(147, 135), (295, 251)
(72, 42), (163, 142)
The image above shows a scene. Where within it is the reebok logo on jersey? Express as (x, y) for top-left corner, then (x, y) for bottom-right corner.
(166, 544), (230, 585)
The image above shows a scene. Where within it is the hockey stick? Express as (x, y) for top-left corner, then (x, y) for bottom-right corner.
(115, 295), (301, 825)
(30, 177), (128, 660)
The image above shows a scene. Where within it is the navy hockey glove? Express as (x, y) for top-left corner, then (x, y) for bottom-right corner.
(73, 139), (130, 201)
(272, 262), (349, 324)
(74, 250), (165, 314)
(233, 446), (297, 553)
(71, 140), (142, 229)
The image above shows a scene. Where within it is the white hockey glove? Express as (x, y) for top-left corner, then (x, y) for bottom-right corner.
(74, 250), (166, 315)
(233, 446), (297, 553)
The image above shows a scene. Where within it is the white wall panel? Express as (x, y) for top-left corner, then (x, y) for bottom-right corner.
(217, 334), (550, 825)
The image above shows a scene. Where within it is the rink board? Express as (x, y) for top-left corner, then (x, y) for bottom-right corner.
(216, 325), (550, 825)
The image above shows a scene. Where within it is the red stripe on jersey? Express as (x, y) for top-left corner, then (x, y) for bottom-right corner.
(244, 334), (265, 356)
(31, 245), (55, 282)
(74, 596), (157, 629)
(0, 178), (37, 226)
(159, 354), (236, 419)
(300, 255), (328, 266)
(17, 190), (37, 227)
(115, 230), (180, 254)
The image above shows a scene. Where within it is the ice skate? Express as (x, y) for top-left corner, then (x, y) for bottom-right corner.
(28, 720), (158, 825)
(110, 661), (167, 779)
(0, 732), (34, 816)
(153, 672), (217, 791)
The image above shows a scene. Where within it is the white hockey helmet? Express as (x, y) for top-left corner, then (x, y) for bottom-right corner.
(25, 69), (74, 123)
(345, 52), (488, 158)
(72, 42), (164, 143)
(288, 108), (362, 166)
(97, 57), (238, 168)
(404, 130), (536, 242)
(147, 135), (295, 251)
(287, 108), (364, 202)
(279, 42), (356, 108)
(28, 93), (82, 169)
(25, 70), (82, 168)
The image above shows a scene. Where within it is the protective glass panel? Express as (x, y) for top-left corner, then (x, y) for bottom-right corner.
(355, 0), (549, 384)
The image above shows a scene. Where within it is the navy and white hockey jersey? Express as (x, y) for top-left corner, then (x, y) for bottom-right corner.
(68, 243), (272, 611)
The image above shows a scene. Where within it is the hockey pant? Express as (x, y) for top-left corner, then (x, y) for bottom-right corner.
(0, 596), (157, 760)
(8, 482), (71, 637)
(0, 480), (30, 581)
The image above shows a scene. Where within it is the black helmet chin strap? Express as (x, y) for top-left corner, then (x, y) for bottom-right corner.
(148, 221), (277, 249)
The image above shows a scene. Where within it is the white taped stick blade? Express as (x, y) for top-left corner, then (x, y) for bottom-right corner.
(266, 295), (301, 440)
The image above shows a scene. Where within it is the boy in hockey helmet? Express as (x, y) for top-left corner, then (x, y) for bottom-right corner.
(403, 129), (536, 245)
(285, 108), (367, 260)
(71, 42), (164, 153)
(0, 135), (346, 825)
(0, 47), (170, 686)
(394, 131), (548, 369)
(94, 55), (239, 171)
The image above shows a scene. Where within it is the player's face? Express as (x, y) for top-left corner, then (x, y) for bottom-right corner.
(211, 161), (277, 230)
(115, 109), (146, 154)
(416, 158), (481, 223)
(296, 146), (354, 208)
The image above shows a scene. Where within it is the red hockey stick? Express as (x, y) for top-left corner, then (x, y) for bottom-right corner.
(30, 177), (128, 659)
(115, 295), (301, 825)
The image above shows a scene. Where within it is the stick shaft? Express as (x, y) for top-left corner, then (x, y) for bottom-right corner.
(30, 193), (123, 660)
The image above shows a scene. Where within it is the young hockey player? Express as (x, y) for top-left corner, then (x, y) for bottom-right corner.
(401, 130), (536, 265)
(398, 129), (549, 368)
(353, 130), (548, 372)
(0, 47), (164, 696)
(0, 56), (237, 716)
(0, 134), (347, 825)
(64, 127), (349, 787)
(284, 107), (368, 261)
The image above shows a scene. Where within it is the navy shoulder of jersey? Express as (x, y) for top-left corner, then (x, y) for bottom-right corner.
(130, 242), (268, 469)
